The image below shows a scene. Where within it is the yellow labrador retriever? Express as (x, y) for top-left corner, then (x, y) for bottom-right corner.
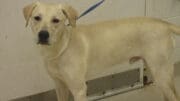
(23, 2), (180, 101)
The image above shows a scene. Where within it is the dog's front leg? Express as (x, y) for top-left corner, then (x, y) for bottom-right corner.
(63, 65), (88, 101)
(54, 78), (70, 101)
(68, 78), (87, 101)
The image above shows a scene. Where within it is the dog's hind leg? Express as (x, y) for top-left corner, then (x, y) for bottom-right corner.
(145, 54), (179, 101)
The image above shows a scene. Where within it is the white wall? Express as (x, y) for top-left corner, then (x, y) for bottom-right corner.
(0, 0), (145, 100)
(0, 1), (54, 101)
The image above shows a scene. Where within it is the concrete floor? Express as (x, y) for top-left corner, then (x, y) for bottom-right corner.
(13, 62), (180, 101)
(13, 76), (180, 101)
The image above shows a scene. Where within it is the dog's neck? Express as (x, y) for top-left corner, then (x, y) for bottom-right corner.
(39, 27), (72, 61)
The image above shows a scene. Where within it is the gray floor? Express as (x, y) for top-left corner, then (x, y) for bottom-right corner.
(13, 62), (180, 101)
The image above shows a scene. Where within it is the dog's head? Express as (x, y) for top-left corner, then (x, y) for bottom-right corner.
(23, 2), (78, 45)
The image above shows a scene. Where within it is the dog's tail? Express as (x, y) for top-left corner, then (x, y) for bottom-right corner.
(169, 23), (180, 35)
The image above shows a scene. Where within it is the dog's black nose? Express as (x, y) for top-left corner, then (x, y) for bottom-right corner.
(38, 30), (49, 44)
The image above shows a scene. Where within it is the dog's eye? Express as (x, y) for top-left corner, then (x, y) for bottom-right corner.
(52, 18), (60, 23)
(34, 16), (41, 21)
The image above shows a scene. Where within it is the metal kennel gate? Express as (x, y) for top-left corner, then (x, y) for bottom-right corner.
(86, 60), (144, 101)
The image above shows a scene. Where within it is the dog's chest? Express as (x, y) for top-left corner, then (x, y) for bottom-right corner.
(45, 60), (63, 78)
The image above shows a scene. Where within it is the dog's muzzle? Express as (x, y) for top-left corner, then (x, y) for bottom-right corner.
(38, 30), (49, 45)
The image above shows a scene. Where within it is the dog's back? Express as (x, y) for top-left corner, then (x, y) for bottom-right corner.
(70, 17), (175, 69)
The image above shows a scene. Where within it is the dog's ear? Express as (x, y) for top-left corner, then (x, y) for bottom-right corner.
(62, 5), (78, 27)
(23, 2), (39, 27)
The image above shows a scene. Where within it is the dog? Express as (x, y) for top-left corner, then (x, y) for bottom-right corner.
(23, 2), (180, 101)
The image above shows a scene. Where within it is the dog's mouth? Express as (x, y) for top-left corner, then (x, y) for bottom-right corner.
(37, 40), (50, 45)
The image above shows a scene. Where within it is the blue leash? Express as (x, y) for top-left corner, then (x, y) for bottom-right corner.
(77, 0), (105, 20)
